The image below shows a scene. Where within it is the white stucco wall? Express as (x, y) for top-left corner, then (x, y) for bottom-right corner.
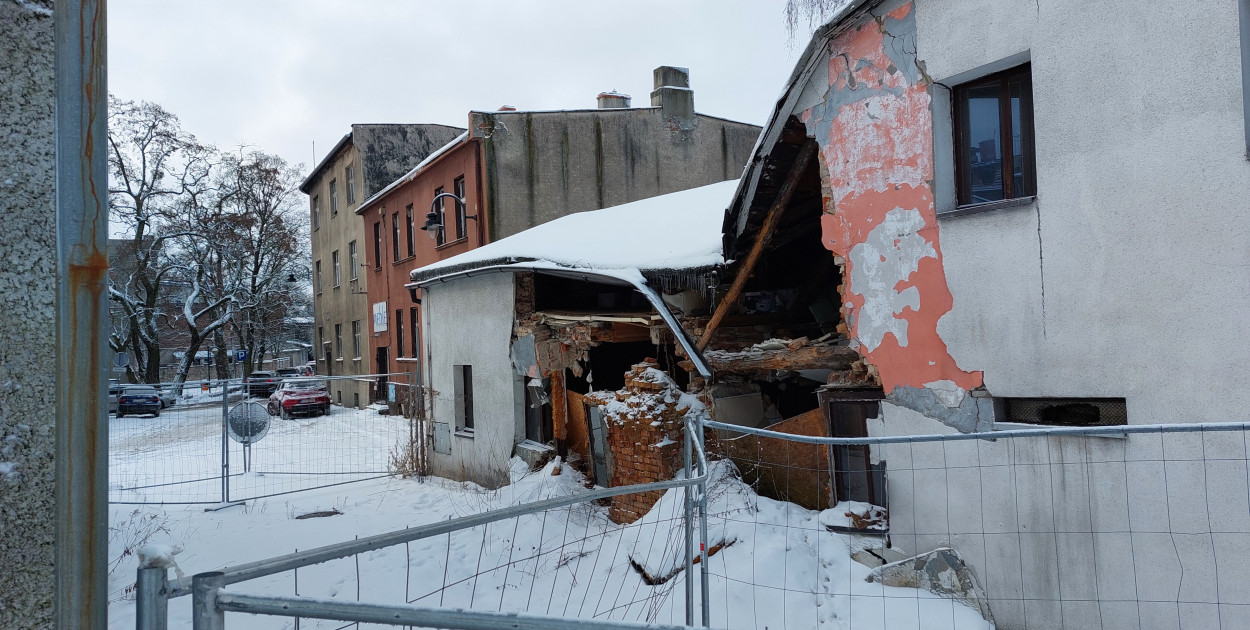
(863, 2), (1250, 628)
(918, 0), (1250, 417)
(423, 273), (523, 489)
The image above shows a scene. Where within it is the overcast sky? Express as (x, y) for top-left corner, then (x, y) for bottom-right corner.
(108, 1), (809, 181)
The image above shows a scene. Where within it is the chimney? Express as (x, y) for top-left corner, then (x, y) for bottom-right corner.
(498, 105), (517, 112)
(597, 91), (631, 109)
(650, 66), (694, 125)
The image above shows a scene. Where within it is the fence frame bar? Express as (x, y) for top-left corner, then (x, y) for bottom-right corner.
(215, 591), (701, 630)
(704, 419), (1250, 445)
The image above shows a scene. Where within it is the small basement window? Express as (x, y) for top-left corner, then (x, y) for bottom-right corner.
(996, 397), (1127, 427)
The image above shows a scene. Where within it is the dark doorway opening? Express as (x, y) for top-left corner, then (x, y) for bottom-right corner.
(820, 388), (888, 509)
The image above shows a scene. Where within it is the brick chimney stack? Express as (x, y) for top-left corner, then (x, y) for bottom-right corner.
(596, 91), (632, 109)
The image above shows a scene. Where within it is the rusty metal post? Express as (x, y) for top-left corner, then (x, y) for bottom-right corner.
(54, 0), (109, 627)
(136, 567), (169, 630)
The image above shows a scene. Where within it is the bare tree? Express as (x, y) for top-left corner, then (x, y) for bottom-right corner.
(784, 0), (855, 41)
(107, 95), (213, 383)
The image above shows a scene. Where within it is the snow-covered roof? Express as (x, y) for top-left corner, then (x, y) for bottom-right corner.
(408, 180), (737, 285)
(355, 131), (470, 214)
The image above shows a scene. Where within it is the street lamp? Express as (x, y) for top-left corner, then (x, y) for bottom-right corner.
(421, 192), (477, 241)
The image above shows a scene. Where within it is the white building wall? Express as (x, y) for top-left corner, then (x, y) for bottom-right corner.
(424, 273), (522, 489)
(867, 2), (1250, 628)
(918, 0), (1250, 418)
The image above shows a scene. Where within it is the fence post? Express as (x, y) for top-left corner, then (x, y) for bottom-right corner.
(221, 379), (230, 504)
(192, 571), (226, 630)
(697, 418), (710, 627)
(683, 428), (694, 626)
(135, 566), (169, 630)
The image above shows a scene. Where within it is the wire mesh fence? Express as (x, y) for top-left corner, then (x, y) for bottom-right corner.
(705, 420), (1250, 630)
(108, 374), (412, 505)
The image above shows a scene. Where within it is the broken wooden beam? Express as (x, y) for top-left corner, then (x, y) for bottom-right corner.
(697, 140), (818, 351)
(703, 343), (857, 373)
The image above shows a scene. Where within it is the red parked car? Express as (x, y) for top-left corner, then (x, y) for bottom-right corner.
(266, 379), (331, 419)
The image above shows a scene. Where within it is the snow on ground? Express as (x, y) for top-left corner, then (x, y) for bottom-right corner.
(109, 400), (407, 505)
(108, 430), (992, 629)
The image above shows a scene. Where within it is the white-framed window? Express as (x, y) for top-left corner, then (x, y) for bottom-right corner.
(454, 175), (467, 240)
(345, 164), (357, 204)
(314, 260), (323, 294)
(334, 323), (343, 359)
(332, 250), (341, 287)
(348, 240), (358, 280)
(329, 179), (339, 216)
(312, 195), (320, 230)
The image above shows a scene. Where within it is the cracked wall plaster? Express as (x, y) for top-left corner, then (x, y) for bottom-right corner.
(797, 1), (984, 429)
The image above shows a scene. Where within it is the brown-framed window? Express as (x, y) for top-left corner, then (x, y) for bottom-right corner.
(433, 186), (446, 247)
(391, 211), (400, 262)
(453, 176), (467, 240)
(395, 309), (405, 358)
(372, 221), (382, 270)
(954, 64), (1036, 206)
(405, 204), (415, 258)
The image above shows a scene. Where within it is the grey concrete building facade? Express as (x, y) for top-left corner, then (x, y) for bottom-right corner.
(474, 67), (761, 241)
(301, 124), (462, 407)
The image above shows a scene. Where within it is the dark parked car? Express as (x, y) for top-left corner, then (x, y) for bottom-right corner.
(267, 379), (331, 419)
(245, 371), (281, 398)
(117, 386), (161, 417)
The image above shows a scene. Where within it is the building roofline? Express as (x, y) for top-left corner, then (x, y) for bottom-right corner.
(723, 0), (879, 241)
(299, 133), (351, 193)
(354, 131), (472, 215)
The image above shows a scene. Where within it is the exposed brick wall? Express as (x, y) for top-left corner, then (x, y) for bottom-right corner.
(588, 360), (687, 524)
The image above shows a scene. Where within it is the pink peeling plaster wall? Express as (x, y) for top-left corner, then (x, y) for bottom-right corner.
(800, 2), (982, 395)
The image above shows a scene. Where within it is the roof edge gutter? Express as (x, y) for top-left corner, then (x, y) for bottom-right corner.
(407, 264), (712, 378)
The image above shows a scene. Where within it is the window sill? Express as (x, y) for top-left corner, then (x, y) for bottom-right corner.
(993, 421), (1127, 439)
(435, 237), (469, 251)
(939, 196), (1036, 220)
(454, 429), (475, 438)
(352, 357), (362, 362)
(335, 358), (344, 362)
(396, 357), (420, 363)
(393, 255), (416, 265)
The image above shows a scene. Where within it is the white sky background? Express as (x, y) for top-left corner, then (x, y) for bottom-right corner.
(108, 0), (808, 180)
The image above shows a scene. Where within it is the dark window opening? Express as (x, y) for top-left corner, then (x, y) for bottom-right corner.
(409, 307), (419, 358)
(997, 397), (1127, 427)
(561, 340), (656, 393)
(372, 222), (382, 270)
(533, 274), (649, 313)
(395, 309), (404, 358)
(454, 364), (474, 430)
(391, 212), (400, 262)
(453, 175), (467, 240)
(954, 64), (1036, 206)
(524, 376), (554, 444)
(433, 186), (446, 247)
(405, 204), (415, 258)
